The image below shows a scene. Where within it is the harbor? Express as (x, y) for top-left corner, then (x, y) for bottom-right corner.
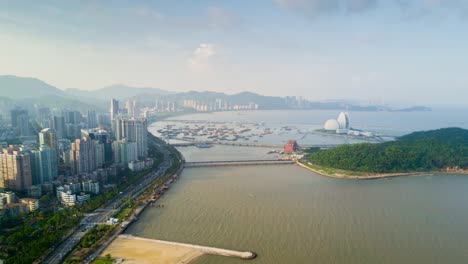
(156, 121), (276, 144)
(152, 117), (390, 152)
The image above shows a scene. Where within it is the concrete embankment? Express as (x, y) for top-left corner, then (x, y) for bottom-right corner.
(119, 235), (257, 260)
(296, 161), (429, 179)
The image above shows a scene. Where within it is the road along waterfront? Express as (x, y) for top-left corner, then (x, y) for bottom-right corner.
(43, 136), (177, 264)
(82, 138), (184, 263)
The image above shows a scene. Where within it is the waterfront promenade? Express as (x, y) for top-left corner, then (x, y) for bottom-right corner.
(43, 139), (174, 264)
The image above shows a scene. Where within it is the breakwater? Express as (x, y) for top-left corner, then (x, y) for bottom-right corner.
(119, 235), (257, 260)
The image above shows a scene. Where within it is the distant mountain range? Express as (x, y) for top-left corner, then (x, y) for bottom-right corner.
(0, 75), (171, 101)
(0, 75), (431, 114)
(65, 84), (172, 101)
(0, 75), (104, 113)
(0, 75), (65, 99)
(0, 75), (173, 113)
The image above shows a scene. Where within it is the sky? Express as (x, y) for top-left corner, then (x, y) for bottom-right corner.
(1, 0), (468, 105)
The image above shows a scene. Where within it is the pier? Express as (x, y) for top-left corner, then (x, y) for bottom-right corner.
(119, 235), (257, 260)
(184, 159), (295, 168)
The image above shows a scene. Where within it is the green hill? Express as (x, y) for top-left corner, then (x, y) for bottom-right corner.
(0, 75), (65, 99)
(0, 76), (107, 112)
(65, 84), (172, 101)
(308, 128), (468, 173)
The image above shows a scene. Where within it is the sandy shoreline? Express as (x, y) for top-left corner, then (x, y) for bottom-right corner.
(100, 236), (204, 264)
(100, 235), (255, 264)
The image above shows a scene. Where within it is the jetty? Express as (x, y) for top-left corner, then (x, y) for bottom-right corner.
(184, 159), (295, 168)
(119, 235), (257, 260)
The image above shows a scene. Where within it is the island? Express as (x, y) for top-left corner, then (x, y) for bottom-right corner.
(301, 127), (468, 178)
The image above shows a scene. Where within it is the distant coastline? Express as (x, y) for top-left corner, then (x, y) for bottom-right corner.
(0, 75), (432, 116)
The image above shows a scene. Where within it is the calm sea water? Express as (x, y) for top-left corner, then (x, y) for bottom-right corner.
(126, 109), (468, 263)
(165, 108), (468, 136)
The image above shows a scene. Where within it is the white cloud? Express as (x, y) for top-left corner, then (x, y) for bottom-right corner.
(187, 43), (217, 71)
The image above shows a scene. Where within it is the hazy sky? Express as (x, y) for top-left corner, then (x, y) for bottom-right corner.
(1, 0), (468, 105)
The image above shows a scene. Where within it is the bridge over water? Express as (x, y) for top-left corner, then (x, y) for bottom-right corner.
(170, 140), (339, 149)
(184, 159), (296, 168)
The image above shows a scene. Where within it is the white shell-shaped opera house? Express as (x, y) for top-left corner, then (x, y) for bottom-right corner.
(324, 119), (340, 131)
(337, 112), (350, 129)
(323, 112), (350, 132)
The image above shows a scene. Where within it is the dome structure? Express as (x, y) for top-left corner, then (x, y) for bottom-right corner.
(337, 112), (350, 129)
(324, 119), (340, 131)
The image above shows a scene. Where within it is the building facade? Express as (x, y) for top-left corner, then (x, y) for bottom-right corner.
(70, 137), (97, 175)
(52, 115), (66, 138)
(39, 128), (59, 150)
(0, 148), (32, 190)
(87, 110), (97, 129)
(284, 140), (299, 153)
(112, 140), (137, 165)
(120, 118), (148, 159)
(38, 145), (58, 182)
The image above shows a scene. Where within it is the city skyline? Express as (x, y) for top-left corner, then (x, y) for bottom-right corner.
(1, 1), (468, 105)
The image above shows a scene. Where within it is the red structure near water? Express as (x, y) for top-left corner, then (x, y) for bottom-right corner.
(284, 140), (299, 153)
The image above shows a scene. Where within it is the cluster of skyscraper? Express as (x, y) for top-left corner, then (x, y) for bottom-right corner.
(0, 99), (149, 194)
(138, 97), (260, 118)
(110, 98), (149, 165)
(0, 128), (58, 191)
(284, 96), (309, 109)
(10, 108), (31, 136)
(9, 106), (112, 140)
(183, 99), (258, 112)
(111, 98), (141, 119)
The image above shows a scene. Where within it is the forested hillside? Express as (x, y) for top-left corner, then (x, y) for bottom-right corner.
(308, 128), (468, 173)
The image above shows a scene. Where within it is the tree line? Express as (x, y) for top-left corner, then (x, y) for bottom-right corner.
(308, 128), (468, 173)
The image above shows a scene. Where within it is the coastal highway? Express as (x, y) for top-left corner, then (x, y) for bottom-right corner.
(43, 144), (173, 264)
